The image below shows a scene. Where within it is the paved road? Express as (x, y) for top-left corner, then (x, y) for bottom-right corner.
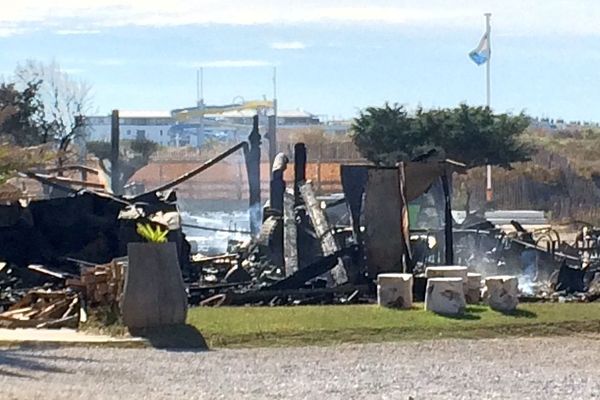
(0, 337), (599, 399)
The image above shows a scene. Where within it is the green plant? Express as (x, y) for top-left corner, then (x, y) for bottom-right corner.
(136, 222), (168, 243)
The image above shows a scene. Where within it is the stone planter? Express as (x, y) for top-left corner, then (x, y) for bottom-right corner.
(377, 273), (413, 309)
(121, 242), (188, 330)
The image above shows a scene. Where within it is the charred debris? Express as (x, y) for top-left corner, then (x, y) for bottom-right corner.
(1, 115), (600, 329)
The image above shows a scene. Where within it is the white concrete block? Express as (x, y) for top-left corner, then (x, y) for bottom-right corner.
(377, 273), (413, 309)
(425, 266), (468, 281)
(425, 277), (466, 315)
(484, 275), (519, 312)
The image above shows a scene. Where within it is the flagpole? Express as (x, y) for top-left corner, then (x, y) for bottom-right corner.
(485, 13), (491, 108)
(484, 12), (493, 204)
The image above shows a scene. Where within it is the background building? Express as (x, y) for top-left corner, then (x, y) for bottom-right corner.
(86, 111), (173, 145)
(85, 106), (352, 148)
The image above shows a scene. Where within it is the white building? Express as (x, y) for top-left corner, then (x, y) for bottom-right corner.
(85, 111), (173, 146)
(85, 107), (346, 148)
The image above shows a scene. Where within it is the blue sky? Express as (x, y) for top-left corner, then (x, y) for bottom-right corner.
(1, 0), (600, 121)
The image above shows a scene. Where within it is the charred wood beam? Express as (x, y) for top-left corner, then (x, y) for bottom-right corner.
(293, 143), (307, 206)
(283, 191), (298, 276)
(21, 171), (79, 195)
(21, 172), (133, 206)
(245, 115), (261, 236)
(508, 237), (580, 264)
(441, 172), (454, 265)
(132, 141), (248, 201)
(293, 143), (308, 268)
(228, 283), (367, 304)
(300, 181), (348, 285)
(265, 246), (357, 291)
(29, 174), (106, 190)
(267, 114), (277, 167)
(28, 264), (76, 280)
(269, 153), (288, 215)
(324, 197), (347, 209)
(42, 165), (100, 175)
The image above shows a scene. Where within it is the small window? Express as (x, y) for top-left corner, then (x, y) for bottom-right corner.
(127, 130), (131, 135)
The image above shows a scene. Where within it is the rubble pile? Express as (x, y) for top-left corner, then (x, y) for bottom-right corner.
(0, 289), (79, 329)
(67, 259), (126, 307)
(4, 136), (600, 333)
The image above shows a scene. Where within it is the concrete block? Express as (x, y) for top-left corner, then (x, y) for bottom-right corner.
(484, 275), (519, 312)
(425, 266), (468, 281)
(466, 272), (483, 304)
(377, 273), (413, 309)
(425, 277), (466, 315)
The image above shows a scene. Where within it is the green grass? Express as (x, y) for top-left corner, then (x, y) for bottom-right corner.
(187, 303), (600, 348)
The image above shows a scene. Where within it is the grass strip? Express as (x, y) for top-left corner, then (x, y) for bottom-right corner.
(187, 303), (600, 348)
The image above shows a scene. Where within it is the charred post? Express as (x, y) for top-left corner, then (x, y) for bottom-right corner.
(267, 115), (277, 167)
(270, 153), (288, 214)
(247, 115), (262, 236)
(294, 143), (307, 206)
(74, 115), (87, 182)
(441, 172), (454, 265)
(110, 110), (120, 194)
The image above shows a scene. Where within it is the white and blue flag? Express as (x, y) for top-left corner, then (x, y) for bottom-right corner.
(469, 32), (490, 65)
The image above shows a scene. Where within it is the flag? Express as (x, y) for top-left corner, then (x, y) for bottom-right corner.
(469, 32), (490, 65)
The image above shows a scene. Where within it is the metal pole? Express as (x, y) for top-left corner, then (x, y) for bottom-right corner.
(485, 13), (491, 108)
(272, 67), (278, 164)
(197, 68), (205, 149)
(484, 12), (493, 204)
(196, 69), (200, 104)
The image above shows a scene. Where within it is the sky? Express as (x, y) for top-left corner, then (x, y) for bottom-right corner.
(1, 0), (599, 121)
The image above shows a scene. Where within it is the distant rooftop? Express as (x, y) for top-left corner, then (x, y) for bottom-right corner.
(277, 109), (315, 118)
(87, 111), (172, 119)
(118, 110), (172, 119)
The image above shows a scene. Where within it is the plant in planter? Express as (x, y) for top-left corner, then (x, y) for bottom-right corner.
(136, 223), (168, 243)
(121, 221), (187, 330)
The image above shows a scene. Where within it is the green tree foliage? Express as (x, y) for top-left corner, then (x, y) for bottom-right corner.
(87, 137), (158, 192)
(352, 103), (532, 168)
(0, 81), (46, 146)
(130, 137), (158, 163)
(0, 144), (54, 184)
(0, 62), (91, 185)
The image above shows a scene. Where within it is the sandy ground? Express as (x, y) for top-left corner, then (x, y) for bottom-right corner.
(0, 328), (145, 346)
(0, 336), (599, 400)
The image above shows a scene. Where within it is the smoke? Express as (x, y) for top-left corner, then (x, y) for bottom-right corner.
(181, 210), (250, 255)
(518, 250), (538, 295)
(455, 233), (539, 295)
(248, 203), (263, 237)
(518, 275), (535, 296)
